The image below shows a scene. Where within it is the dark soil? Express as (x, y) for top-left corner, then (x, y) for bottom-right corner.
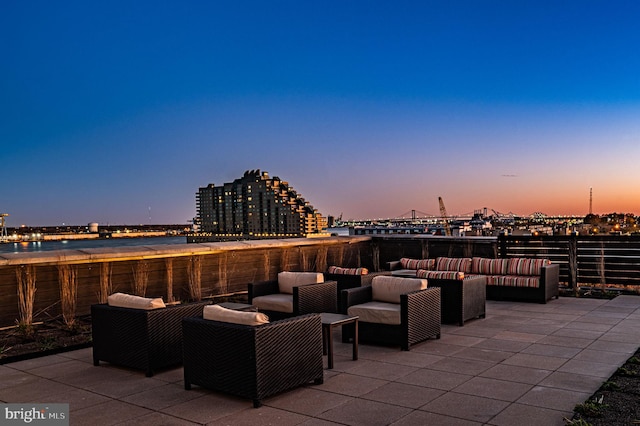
(0, 316), (92, 364)
(569, 348), (640, 425)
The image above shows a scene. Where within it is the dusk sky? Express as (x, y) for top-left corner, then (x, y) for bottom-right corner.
(2, 1), (639, 227)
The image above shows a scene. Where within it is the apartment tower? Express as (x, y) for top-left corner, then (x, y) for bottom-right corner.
(194, 170), (327, 241)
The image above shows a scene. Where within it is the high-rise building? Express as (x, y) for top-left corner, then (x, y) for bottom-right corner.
(193, 170), (327, 241)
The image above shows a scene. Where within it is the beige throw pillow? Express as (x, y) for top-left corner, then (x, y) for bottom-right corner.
(107, 292), (166, 310)
(203, 304), (269, 325)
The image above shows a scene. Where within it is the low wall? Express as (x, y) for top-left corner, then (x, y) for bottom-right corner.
(7, 233), (631, 329)
(0, 236), (375, 328)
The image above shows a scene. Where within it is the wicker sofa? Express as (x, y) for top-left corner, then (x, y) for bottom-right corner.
(91, 300), (209, 377)
(389, 256), (560, 305)
(340, 276), (441, 351)
(182, 313), (324, 407)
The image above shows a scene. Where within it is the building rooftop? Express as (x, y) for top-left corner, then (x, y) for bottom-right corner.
(1, 296), (639, 425)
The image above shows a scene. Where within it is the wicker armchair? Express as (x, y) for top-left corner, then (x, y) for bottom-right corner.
(324, 270), (392, 306)
(341, 277), (441, 351)
(182, 313), (324, 407)
(91, 301), (209, 377)
(248, 272), (337, 321)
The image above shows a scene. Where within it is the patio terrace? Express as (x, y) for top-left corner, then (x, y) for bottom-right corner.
(2, 295), (639, 426)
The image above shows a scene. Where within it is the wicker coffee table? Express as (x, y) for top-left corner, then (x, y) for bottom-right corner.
(321, 313), (358, 369)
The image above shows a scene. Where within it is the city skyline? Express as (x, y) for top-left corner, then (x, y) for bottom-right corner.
(2, 1), (639, 227)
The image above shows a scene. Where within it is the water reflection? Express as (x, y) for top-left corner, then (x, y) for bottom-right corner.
(1, 236), (186, 254)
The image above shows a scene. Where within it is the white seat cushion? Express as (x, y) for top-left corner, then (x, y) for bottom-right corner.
(107, 292), (166, 310)
(347, 301), (401, 325)
(203, 304), (269, 325)
(251, 293), (294, 313)
(371, 276), (427, 304)
(277, 271), (324, 294)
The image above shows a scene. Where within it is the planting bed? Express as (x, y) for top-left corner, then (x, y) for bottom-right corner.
(0, 315), (92, 364)
(569, 347), (640, 425)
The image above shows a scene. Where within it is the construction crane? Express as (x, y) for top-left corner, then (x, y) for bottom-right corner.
(437, 197), (452, 236)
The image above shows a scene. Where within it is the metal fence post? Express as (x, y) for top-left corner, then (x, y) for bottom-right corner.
(568, 234), (578, 290)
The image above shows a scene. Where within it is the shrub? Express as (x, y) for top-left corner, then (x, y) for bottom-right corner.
(16, 265), (37, 335)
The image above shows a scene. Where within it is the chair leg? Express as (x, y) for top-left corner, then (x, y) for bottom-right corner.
(253, 399), (262, 408)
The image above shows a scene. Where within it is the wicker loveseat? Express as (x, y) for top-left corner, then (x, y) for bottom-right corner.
(389, 256), (560, 305)
(248, 272), (338, 320)
(340, 276), (441, 351)
(182, 313), (324, 407)
(91, 299), (209, 377)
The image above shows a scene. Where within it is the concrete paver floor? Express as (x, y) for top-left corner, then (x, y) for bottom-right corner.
(2, 296), (639, 425)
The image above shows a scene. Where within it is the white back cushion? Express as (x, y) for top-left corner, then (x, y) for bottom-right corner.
(278, 271), (324, 294)
(107, 292), (166, 310)
(371, 276), (427, 304)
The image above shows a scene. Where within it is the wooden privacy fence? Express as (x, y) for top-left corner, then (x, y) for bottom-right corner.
(0, 237), (374, 328)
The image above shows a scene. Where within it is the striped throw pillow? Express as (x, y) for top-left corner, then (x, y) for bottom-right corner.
(506, 258), (549, 276)
(399, 258), (435, 270)
(472, 258), (509, 275)
(416, 270), (465, 280)
(327, 266), (369, 275)
(435, 257), (472, 273)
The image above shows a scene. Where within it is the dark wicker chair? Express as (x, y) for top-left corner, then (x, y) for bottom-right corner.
(91, 301), (209, 377)
(324, 270), (392, 306)
(248, 278), (337, 321)
(341, 286), (441, 351)
(426, 275), (487, 326)
(182, 313), (324, 407)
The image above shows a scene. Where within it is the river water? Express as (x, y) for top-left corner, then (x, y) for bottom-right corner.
(0, 236), (187, 254)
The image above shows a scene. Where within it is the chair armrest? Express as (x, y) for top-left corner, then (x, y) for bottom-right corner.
(248, 280), (279, 301)
(402, 287), (441, 340)
(387, 261), (401, 271)
(403, 287), (440, 316)
(340, 285), (373, 314)
(294, 280), (337, 314)
(325, 273), (362, 292)
(542, 263), (560, 299)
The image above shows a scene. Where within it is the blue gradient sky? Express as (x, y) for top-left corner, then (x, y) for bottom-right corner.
(2, 1), (639, 226)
